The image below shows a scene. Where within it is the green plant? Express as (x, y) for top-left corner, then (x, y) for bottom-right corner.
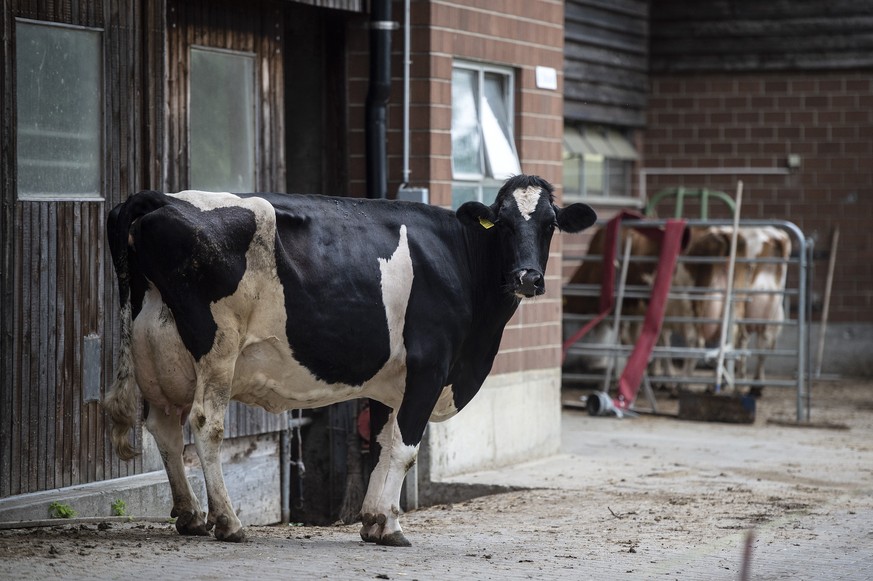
(111, 499), (127, 517)
(49, 501), (76, 519)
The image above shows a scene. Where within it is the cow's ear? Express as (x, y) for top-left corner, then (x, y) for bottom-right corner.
(555, 203), (597, 233)
(457, 201), (498, 232)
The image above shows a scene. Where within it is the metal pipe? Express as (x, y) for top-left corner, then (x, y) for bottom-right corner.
(280, 412), (291, 524)
(365, 0), (394, 199)
(638, 167), (793, 202)
(714, 181), (743, 392)
(814, 227), (839, 377)
(401, 0), (411, 186)
(602, 237), (633, 393)
(800, 238), (812, 420)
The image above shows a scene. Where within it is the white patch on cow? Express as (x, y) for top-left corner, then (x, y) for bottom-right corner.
(429, 384), (458, 421)
(512, 186), (542, 221)
(379, 226), (413, 361)
(172, 190), (238, 209)
(131, 285), (197, 415)
(360, 411), (417, 539)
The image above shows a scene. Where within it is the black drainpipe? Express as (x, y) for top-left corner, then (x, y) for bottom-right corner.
(365, 0), (393, 199)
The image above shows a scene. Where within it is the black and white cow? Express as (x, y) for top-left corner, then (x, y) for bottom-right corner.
(103, 174), (596, 546)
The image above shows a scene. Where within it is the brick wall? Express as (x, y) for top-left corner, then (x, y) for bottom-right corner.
(347, 0), (567, 373)
(644, 71), (873, 323)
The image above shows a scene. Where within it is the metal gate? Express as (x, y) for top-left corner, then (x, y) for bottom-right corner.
(562, 218), (812, 421)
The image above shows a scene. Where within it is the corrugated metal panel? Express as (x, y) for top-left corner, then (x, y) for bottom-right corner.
(650, 0), (873, 72)
(564, 0), (650, 127)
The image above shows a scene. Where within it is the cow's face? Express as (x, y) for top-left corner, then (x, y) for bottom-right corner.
(457, 175), (597, 298)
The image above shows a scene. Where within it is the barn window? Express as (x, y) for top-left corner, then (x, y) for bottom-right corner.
(451, 62), (520, 208)
(189, 47), (256, 192)
(563, 125), (638, 204)
(15, 20), (103, 200)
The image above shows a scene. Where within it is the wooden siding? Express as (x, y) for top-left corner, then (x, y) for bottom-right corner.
(650, 0), (873, 72)
(564, 0), (650, 127)
(1, 0), (291, 498)
(164, 0), (286, 193)
(0, 0), (145, 497)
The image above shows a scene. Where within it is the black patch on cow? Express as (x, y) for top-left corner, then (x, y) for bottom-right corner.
(107, 190), (171, 321)
(131, 199), (258, 360)
(265, 194), (397, 386)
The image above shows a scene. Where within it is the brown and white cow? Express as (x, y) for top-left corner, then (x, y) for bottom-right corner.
(683, 226), (791, 388)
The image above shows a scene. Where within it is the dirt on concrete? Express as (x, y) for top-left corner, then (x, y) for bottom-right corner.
(2, 378), (872, 580)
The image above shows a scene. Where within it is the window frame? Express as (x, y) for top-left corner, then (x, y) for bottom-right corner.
(14, 18), (105, 202)
(187, 45), (259, 193)
(563, 125), (640, 207)
(451, 61), (520, 208)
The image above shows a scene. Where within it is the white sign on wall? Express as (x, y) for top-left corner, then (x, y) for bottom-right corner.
(535, 66), (558, 90)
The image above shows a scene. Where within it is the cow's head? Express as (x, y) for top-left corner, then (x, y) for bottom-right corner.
(456, 175), (597, 298)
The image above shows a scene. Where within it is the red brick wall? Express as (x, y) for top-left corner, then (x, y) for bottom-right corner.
(645, 71), (873, 323)
(347, 0), (567, 374)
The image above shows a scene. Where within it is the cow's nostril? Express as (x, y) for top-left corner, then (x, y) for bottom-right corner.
(516, 270), (544, 298)
(521, 271), (542, 285)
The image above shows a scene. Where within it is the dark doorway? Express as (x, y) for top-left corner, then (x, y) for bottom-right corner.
(284, 4), (356, 197)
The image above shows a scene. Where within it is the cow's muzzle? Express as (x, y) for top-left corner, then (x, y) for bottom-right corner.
(514, 269), (545, 298)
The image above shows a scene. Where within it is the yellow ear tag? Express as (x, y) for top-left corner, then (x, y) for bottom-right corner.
(479, 217), (495, 230)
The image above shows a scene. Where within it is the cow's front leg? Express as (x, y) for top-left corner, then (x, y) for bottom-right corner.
(145, 403), (210, 536)
(190, 367), (244, 542)
(359, 406), (422, 547)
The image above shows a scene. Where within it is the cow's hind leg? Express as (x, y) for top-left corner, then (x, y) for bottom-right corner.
(144, 404), (210, 536)
(189, 365), (244, 542)
(359, 406), (419, 547)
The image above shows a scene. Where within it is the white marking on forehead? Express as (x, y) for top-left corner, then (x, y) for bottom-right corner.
(512, 186), (542, 221)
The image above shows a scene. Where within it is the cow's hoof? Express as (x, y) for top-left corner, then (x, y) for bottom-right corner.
(378, 531), (411, 547)
(360, 524), (377, 543)
(214, 527), (246, 543)
(173, 509), (211, 536)
(211, 514), (245, 542)
(359, 512), (383, 543)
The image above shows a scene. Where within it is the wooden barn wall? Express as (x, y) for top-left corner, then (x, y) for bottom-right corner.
(164, 0), (286, 194)
(0, 0), (150, 497)
(166, 0), (288, 440)
(650, 0), (873, 72)
(564, 0), (650, 127)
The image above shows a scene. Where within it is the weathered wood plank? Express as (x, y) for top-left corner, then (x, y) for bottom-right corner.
(564, 0), (650, 128)
(650, 0), (873, 71)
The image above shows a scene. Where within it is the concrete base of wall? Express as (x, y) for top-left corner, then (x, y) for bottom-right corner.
(415, 368), (562, 506)
(0, 433), (281, 526)
(773, 322), (873, 378)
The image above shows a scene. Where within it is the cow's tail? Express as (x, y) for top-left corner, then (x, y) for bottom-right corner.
(104, 300), (139, 460)
(103, 191), (168, 460)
